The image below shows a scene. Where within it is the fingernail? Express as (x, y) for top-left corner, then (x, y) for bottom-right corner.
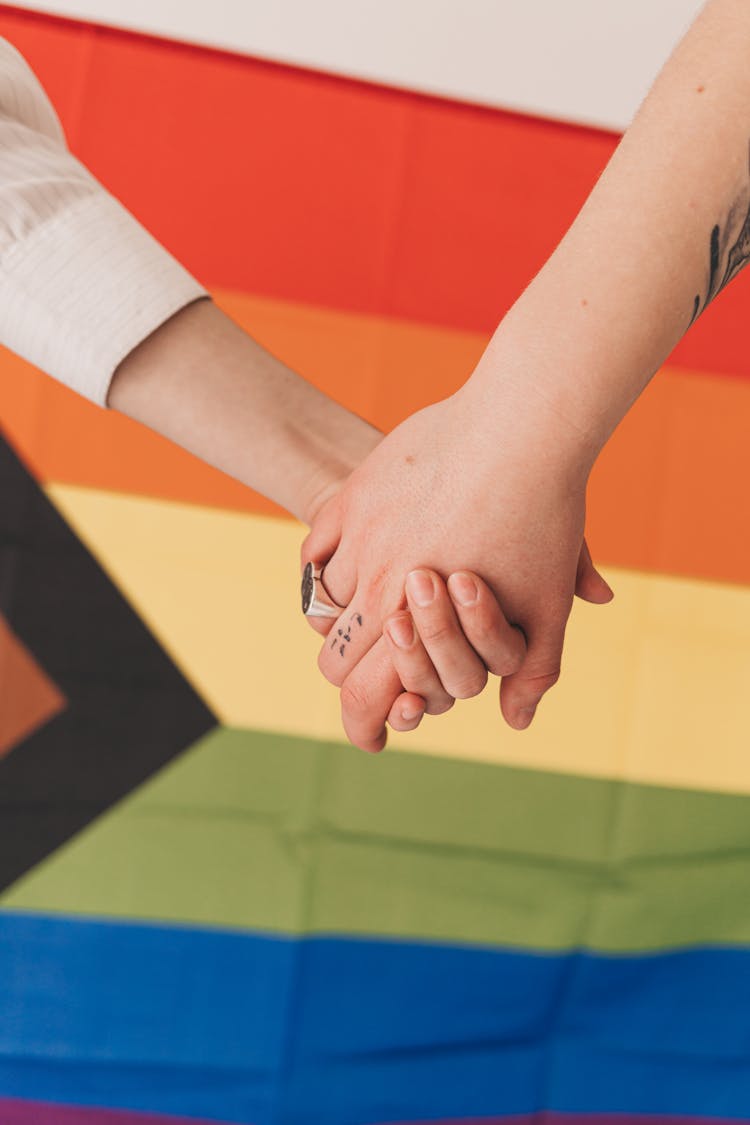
(386, 614), (415, 649)
(513, 706), (537, 730)
(448, 572), (478, 607)
(407, 570), (435, 607)
(401, 704), (424, 723)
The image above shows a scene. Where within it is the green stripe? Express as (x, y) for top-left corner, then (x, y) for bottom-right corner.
(3, 726), (750, 952)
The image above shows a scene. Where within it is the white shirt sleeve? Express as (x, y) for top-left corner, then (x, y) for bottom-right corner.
(0, 38), (208, 408)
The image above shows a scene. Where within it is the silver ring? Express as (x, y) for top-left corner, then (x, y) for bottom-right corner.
(301, 561), (345, 619)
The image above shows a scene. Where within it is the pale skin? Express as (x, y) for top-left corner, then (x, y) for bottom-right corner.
(13, 3), (747, 751)
(108, 297), (610, 738)
(303, 0), (750, 750)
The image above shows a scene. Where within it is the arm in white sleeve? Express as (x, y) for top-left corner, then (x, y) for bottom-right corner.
(0, 38), (207, 407)
(0, 41), (383, 528)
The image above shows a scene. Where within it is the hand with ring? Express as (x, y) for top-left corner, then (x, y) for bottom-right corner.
(301, 554), (608, 752)
(301, 384), (613, 753)
(302, 557), (538, 749)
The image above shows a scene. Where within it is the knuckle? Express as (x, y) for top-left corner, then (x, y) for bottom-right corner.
(463, 606), (495, 643)
(523, 668), (561, 695)
(490, 643), (525, 678)
(418, 619), (454, 647)
(449, 668), (488, 700)
(462, 625), (492, 658)
(370, 561), (394, 602)
(340, 678), (373, 719)
(493, 656), (523, 678)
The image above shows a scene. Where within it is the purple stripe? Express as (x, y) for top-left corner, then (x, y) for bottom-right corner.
(0, 1100), (236, 1125)
(379, 1116), (737, 1125)
(0, 1104), (738, 1125)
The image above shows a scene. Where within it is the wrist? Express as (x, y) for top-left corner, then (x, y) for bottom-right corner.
(456, 321), (603, 488)
(110, 299), (382, 524)
(292, 408), (382, 526)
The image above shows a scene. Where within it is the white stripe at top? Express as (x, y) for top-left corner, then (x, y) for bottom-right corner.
(15, 0), (704, 133)
(0, 38), (206, 407)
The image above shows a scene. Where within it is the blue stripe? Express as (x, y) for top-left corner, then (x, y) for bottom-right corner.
(1, 911), (750, 1122)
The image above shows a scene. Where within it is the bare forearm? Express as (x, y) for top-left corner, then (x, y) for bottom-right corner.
(107, 298), (380, 524)
(466, 0), (750, 461)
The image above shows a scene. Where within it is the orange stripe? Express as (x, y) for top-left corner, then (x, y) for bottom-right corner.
(0, 290), (484, 519)
(3, 3), (748, 382)
(588, 366), (750, 585)
(0, 613), (66, 758)
(0, 288), (748, 586)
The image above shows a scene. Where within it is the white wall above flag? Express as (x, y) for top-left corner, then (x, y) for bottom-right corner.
(15, 0), (704, 132)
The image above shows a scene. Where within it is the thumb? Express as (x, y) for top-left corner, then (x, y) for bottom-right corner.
(499, 615), (566, 731)
(301, 490), (344, 572)
(575, 538), (614, 605)
(300, 491), (347, 636)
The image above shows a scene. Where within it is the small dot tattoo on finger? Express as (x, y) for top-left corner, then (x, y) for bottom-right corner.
(330, 612), (364, 657)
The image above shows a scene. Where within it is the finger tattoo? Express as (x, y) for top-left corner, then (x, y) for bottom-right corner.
(330, 612), (364, 658)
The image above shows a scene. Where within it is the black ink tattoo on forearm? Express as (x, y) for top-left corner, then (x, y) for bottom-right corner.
(690, 140), (750, 325)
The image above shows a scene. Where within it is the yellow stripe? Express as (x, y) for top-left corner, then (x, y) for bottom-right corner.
(45, 482), (750, 795)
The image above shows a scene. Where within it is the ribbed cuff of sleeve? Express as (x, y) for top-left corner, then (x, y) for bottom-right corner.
(0, 188), (208, 407)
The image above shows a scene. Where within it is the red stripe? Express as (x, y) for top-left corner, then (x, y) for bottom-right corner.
(0, 5), (746, 379)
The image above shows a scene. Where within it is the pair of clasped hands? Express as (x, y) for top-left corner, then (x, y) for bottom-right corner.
(299, 372), (614, 753)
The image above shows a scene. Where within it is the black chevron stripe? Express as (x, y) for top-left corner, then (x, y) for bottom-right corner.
(0, 429), (217, 892)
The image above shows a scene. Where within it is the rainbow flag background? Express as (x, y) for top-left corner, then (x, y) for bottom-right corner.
(1, 3), (750, 1122)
